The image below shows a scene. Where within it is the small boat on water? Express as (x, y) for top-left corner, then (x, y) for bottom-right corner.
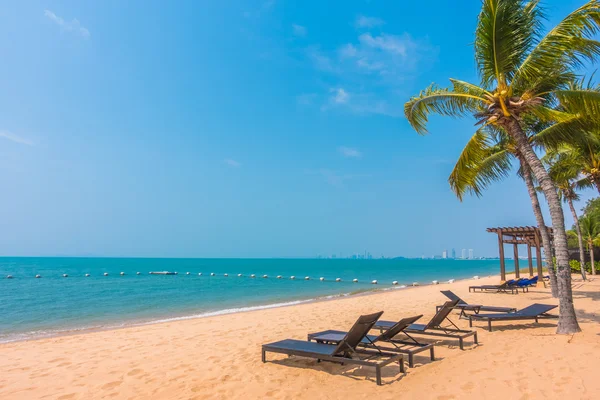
(149, 271), (177, 275)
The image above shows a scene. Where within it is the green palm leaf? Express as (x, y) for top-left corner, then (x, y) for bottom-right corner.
(475, 0), (541, 87)
(449, 129), (512, 201)
(513, 0), (600, 89)
(404, 84), (487, 135)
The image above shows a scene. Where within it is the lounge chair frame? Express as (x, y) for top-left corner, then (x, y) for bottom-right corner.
(437, 290), (517, 319)
(468, 304), (558, 332)
(262, 311), (404, 385)
(374, 300), (478, 350)
(307, 315), (435, 368)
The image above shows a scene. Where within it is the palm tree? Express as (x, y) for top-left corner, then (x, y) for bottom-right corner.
(579, 214), (600, 275)
(449, 126), (559, 295)
(546, 141), (600, 194)
(544, 150), (587, 280)
(405, 0), (600, 334)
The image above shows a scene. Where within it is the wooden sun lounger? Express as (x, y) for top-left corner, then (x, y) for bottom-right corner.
(468, 280), (522, 294)
(468, 303), (558, 331)
(307, 315), (435, 368)
(437, 290), (517, 319)
(262, 311), (405, 385)
(374, 300), (478, 350)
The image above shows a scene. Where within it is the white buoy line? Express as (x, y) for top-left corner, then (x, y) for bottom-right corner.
(4, 271), (461, 287)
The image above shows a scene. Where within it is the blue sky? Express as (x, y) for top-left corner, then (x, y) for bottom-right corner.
(0, 0), (596, 258)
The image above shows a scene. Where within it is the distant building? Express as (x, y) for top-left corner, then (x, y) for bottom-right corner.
(461, 249), (467, 259)
(469, 249), (474, 259)
(442, 250), (448, 259)
(451, 248), (456, 259)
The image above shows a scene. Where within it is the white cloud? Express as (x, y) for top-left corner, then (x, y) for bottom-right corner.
(359, 33), (409, 56)
(224, 159), (241, 167)
(0, 130), (34, 146)
(355, 15), (385, 29)
(44, 10), (90, 39)
(331, 88), (349, 104)
(292, 24), (307, 37)
(356, 57), (385, 71)
(307, 47), (338, 72)
(339, 43), (358, 58)
(338, 146), (362, 158)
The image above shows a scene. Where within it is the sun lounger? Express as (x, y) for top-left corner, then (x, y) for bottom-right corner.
(262, 311), (405, 385)
(468, 280), (521, 294)
(468, 303), (558, 331)
(307, 315), (435, 368)
(437, 290), (517, 318)
(374, 300), (478, 350)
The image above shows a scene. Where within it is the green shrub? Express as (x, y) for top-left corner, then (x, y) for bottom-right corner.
(569, 259), (593, 273)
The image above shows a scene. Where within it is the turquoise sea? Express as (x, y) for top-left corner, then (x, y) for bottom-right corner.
(0, 257), (510, 343)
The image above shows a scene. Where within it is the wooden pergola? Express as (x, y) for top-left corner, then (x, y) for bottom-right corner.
(487, 226), (553, 285)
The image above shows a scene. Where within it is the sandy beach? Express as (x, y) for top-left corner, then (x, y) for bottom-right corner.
(1, 274), (599, 400)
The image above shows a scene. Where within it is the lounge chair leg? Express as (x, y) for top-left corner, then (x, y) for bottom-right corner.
(459, 338), (464, 350)
(474, 332), (478, 345)
(430, 347), (435, 361)
(400, 358), (405, 373)
(262, 350), (266, 363)
(469, 317), (473, 327)
(409, 354), (414, 368)
(376, 366), (382, 386)
(488, 320), (492, 332)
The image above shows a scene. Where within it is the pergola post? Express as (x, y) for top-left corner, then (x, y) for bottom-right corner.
(498, 230), (506, 281)
(527, 244), (534, 277)
(513, 241), (520, 279)
(488, 226), (552, 285)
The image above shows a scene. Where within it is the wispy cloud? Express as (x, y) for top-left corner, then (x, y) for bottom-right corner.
(331, 88), (349, 104)
(338, 146), (362, 158)
(307, 47), (338, 72)
(355, 15), (385, 29)
(44, 10), (90, 39)
(297, 15), (435, 117)
(0, 130), (35, 146)
(358, 33), (409, 56)
(292, 24), (307, 37)
(224, 158), (241, 168)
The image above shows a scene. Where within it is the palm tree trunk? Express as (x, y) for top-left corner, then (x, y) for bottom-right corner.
(567, 196), (587, 281)
(592, 177), (600, 195)
(504, 118), (580, 334)
(519, 156), (558, 296)
(591, 241), (597, 275)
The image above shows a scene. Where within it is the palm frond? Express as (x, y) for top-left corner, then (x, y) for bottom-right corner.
(512, 0), (600, 90)
(532, 117), (596, 150)
(475, 0), (542, 87)
(555, 89), (600, 119)
(404, 83), (487, 135)
(449, 129), (512, 201)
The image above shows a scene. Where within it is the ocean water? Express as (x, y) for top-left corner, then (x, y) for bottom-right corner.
(0, 257), (510, 343)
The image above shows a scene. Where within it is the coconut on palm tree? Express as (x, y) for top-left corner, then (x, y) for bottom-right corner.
(405, 0), (600, 334)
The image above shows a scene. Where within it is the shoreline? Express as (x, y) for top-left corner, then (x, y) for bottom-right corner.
(1, 273), (496, 345)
